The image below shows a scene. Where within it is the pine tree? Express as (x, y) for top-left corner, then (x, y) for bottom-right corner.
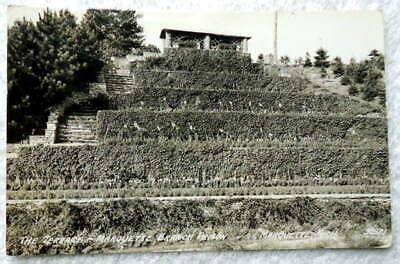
(331, 57), (345, 77)
(368, 49), (384, 70)
(7, 19), (40, 141)
(304, 52), (312, 67)
(314, 48), (330, 68)
(7, 9), (104, 142)
(361, 67), (383, 101)
(280, 55), (290, 65)
(81, 9), (144, 57)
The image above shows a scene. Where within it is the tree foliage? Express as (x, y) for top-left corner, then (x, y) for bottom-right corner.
(140, 44), (160, 53)
(340, 50), (385, 105)
(313, 48), (330, 68)
(304, 52), (312, 67)
(280, 55), (290, 65)
(7, 9), (104, 142)
(81, 9), (144, 57)
(331, 57), (345, 77)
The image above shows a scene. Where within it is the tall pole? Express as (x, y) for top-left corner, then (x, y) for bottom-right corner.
(274, 11), (278, 64)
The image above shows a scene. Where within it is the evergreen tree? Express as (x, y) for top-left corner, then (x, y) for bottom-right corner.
(280, 55), (290, 65)
(7, 9), (104, 142)
(368, 49), (384, 70)
(314, 48), (330, 68)
(340, 52), (385, 105)
(304, 52), (312, 67)
(7, 19), (39, 141)
(340, 58), (357, 86)
(81, 9), (144, 57)
(361, 67), (383, 101)
(331, 56), (345, 77)
(354, 60), (369, 84)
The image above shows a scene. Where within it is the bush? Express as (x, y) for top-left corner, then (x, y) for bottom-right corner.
(341, 75), (352, 85)
(139, 48), (261, 73)
(132, 69), (305, 92)
(361, 68), (384, 102)
(107, 87), (382, 115)
(341, 52), (385, 104)
(348, 84), (359, 96)
(176, 40), (198, 48)
(331, 57), (345, 77)
(7, 197), (391, 255)
(7, 141), (388, 191)
(97, 110), (387, 142)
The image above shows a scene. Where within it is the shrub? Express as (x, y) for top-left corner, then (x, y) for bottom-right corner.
(7, 141), (388, 191)
(7, 197), (391, 255)
(139, 48), (261, 73)
(107, 87), (382, 115)
(331, 57), (345, 77)
(97, 110), (387, 142)
(132, 69), (305, 92)
(348, 84), (359, 96)
(341, 75), (352, 86)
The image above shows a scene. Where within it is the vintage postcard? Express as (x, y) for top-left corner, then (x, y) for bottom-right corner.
(6, 6), (390, 255)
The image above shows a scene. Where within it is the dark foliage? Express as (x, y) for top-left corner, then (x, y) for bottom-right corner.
(140, 48), (261, 74)
(107, 87), (382, 115)
(81, 9), (143, 57)
(341, 50), (385, 104)
(6, 198), (391, 255)
(331, 57), (345, 77)
(313, 48), (330, 68)
(7, 141), (388, 191)
(97, 110), (387, 142)
(7, 9), (104, 142)
(132, 69), (305, 92)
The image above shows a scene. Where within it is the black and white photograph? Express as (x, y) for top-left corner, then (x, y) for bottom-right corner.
(6, 6), (391, 256)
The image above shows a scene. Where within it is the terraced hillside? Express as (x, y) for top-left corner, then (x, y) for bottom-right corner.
(6, 49), (390, 255)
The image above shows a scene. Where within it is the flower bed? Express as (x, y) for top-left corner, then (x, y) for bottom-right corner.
(7, 140), (388, 191)
(7, 197), (391, 255)
(140, 48), (261, 73)
(97, 110), (387, 142)
(108, 87), (382, 115)
(132, 69), (306, 92)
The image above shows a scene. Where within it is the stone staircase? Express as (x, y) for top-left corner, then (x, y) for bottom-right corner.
(56, 106), (98, 144)
(104, 74), (134, 94)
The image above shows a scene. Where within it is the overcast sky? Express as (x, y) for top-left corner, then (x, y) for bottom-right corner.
(8, 6), (384, 62)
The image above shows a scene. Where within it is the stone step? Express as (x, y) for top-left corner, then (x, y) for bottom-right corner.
(71, 111), (97, 115)
(57, 136), (96, 141)
(57, 136), (97, 141)
(56, 139), (97, 144)
(57, 110), (97, 143)
(61, 121), (97, 126)
(58, 127), (95, 131)
(59, 124), (95, 128)
(57, 131), (96, 135)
